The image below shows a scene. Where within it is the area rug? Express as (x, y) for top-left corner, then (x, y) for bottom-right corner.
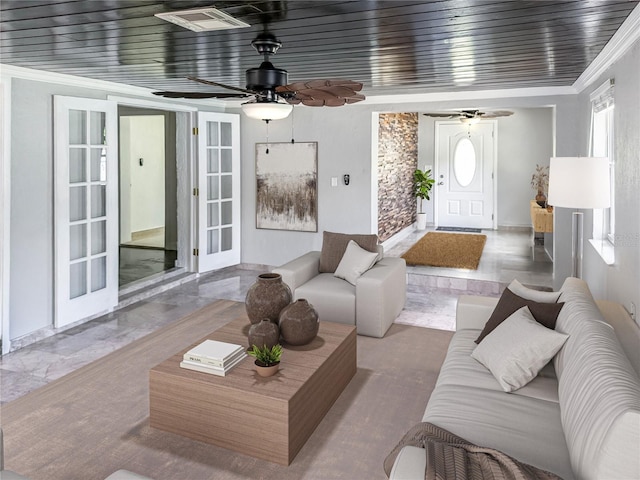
(402, 232), (487, 269)
(1, 300), (453, 480)
(435, 226), (482, 233)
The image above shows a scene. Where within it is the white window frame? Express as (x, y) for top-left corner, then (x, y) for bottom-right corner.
(588, 79), (615, 264)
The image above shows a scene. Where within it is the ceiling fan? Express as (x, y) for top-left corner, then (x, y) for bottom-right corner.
(423, 109), (513, 123)
(153, 31), (365, 120)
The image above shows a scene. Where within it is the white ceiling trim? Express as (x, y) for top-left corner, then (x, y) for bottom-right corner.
(0, 64), (227, 108)
(573, 3), (640, 93)
(362, 86), (577, 105)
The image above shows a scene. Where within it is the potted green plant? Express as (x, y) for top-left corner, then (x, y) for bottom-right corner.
(248, 343), (283, 377)
(530, 164), (549, 207)
(413, 168), (435, 230)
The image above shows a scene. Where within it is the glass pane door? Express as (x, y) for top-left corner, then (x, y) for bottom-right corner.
(55, 97), (118, 327)
(197, 112), (240, 272)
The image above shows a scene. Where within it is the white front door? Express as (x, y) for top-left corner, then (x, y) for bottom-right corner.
(196, 112), (241, 272)
(435, 122), (496, 229)
(54, 96), (119, 327)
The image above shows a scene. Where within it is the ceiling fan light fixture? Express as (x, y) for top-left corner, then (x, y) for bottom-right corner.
(460, 116), (481, 124)
(242, 101), (293, 121)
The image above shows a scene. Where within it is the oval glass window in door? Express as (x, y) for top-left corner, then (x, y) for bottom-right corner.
(453, 137), (476, 187)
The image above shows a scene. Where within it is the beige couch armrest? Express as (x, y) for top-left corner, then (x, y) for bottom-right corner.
(389, 445), (426, 480)
(355, 257), (406, 337)
(455, 295), (499, 331)
(272, 251), (320, 292)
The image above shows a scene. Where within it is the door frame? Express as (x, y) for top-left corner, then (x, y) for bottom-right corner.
(1, 79), (11, 353)
(434, 120), (498, 230)
(108, 96), (198, 274)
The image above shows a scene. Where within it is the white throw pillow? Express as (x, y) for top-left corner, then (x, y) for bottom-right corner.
(334, 240), (379, 285)
(471, 306), (569, 392)
(508, 279), (561, 303)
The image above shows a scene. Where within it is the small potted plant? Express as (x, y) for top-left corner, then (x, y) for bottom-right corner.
(248, 344), (282, 377)
(413, 168), (435, 230)
(530, 164), (549, 207)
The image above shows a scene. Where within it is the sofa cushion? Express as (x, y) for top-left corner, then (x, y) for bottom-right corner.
(436, 329), (560, 402)
(475, 287), (564, 343)
(424, 384), (574, 480)
(334, 240), (379, 285)
(553, 280), (640, 480)
(508, 279), (561, 303)
(295, 273), (356, 325)
(318, 231), (378, 273)
(471, 307), (568, 392)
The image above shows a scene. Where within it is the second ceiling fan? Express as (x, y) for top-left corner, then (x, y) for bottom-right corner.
(423, 109), (513, 123)
(153, 30), (365, 119)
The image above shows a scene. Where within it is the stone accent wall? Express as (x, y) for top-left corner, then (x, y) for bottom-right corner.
(377, 113), (418, 242)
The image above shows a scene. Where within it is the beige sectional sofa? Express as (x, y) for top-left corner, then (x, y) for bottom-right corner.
(389, 278), (640, 479)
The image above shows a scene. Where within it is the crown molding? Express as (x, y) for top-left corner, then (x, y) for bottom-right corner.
(573, 4), (640, 93)
(362, 85), (576, 105)
(0, 64), (227, 108)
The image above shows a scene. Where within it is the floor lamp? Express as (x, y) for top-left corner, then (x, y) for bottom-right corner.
(547, 157), (610, 279)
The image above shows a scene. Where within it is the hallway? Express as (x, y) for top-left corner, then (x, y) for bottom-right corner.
(1, 228), (551, 403)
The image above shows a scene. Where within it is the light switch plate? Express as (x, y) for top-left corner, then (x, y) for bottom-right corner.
(331, 177), (338, 187)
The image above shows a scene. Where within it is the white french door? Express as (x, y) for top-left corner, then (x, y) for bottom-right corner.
(196, 112), (241, 272)
(435, 122), (496, 229)
(54, 97), (118, 327)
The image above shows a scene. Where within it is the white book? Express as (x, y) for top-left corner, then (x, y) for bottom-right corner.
(184, 339), (244, 364)
(180, 352), (246, 376)
(184, 347), (246, 368)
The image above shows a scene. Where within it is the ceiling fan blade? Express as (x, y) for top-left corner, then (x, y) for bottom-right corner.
(187, 76), (261, 97)
(277, 79), (366, 107)
(422, 112), (459, 118)
(277, 79), (363, 93)
(152, 91), (251, 99)
(479, 110), (514, 118)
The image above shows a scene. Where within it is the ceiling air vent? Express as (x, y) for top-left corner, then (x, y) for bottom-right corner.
(155, 7), (250, 32)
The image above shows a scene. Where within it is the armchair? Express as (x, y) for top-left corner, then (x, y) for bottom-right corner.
(273, 236), (406, 338)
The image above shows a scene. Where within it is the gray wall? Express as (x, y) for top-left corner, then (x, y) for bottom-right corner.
(11, 53), (636, 341)
(10, 79), (108, 338)
(8, 79), (219, 341)
(580, 39), (640, 319)
(238, 95), (579, 268)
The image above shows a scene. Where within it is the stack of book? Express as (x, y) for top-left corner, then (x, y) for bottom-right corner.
(180, 339), (246, 376)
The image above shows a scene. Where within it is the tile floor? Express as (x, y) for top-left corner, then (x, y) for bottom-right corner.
(0, 228), (552, 404)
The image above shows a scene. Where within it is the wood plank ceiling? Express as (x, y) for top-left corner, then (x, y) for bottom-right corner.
(1, 1), (637, 97)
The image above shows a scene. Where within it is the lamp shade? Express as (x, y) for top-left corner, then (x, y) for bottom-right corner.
(241, 101), (292, 120)
(547, 157), (610, 209)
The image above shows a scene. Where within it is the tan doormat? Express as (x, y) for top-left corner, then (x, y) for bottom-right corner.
(402, 231), (487, 269)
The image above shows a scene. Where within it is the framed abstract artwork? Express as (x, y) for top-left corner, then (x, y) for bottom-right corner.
(255, 142), (318, 232)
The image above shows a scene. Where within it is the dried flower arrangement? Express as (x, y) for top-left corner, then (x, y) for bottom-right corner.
(530, 164), (549, 195)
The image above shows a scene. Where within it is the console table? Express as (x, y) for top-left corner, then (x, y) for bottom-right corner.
(530, 200), (553, 233)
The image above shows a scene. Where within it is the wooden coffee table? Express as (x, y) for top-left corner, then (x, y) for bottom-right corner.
(149, 315), (357, 465)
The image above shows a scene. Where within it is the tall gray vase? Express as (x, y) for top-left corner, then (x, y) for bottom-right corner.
(245, 273), (292, 325)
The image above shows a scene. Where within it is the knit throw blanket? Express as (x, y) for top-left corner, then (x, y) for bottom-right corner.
(384, 423), (563, 480)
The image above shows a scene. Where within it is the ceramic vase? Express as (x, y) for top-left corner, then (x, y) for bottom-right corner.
(278, 299), (319, 346)
(245, 273), (292, 325)
(248, 318), (280, 349)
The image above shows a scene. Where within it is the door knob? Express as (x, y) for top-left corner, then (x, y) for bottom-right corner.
(438, 181), (444, 185)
